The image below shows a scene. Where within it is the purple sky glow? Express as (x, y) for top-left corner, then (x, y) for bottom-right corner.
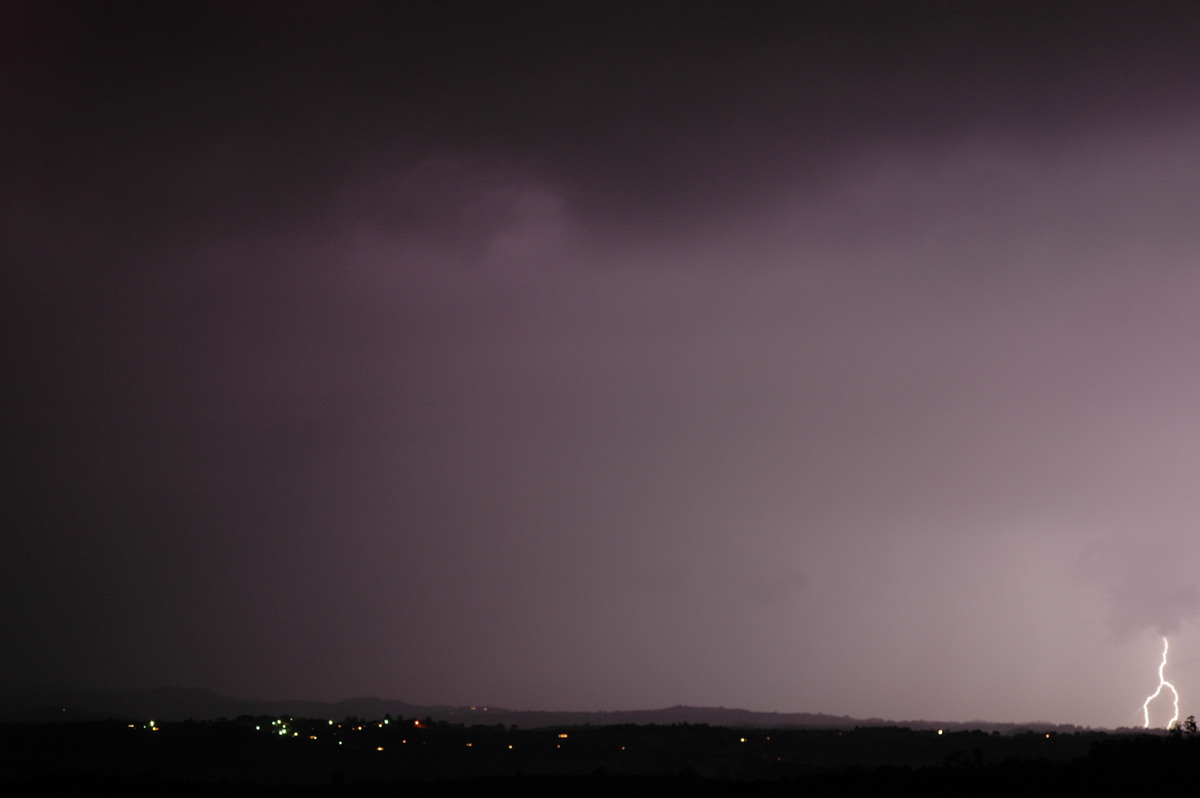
(6, 1), (1200, 728)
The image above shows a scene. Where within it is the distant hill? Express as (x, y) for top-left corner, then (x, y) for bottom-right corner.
(0, 685), (1086, 733)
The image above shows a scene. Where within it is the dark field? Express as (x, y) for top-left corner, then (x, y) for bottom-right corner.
(4, 715), (1199, 794)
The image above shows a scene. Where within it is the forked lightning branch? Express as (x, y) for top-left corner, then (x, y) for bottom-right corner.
(1142, 636), (1181, 729)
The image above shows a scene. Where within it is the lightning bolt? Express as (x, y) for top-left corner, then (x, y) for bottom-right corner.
(1141, 635), (1181, 729)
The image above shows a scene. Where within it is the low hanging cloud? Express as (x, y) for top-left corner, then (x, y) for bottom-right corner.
(1077, 538), (1200, 641)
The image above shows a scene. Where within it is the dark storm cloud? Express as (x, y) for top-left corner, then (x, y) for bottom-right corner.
(8, 1), (1200, 726)
(13, 0), (1200, 269)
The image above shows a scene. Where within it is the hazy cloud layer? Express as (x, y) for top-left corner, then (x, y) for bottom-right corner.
(6, 2), (1200, 728)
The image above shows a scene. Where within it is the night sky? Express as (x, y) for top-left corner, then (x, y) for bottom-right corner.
(7, 1), (1200, 729)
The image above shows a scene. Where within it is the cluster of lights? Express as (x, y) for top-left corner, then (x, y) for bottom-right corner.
(135, 715), (631, 758)
(241, 716), (641, 756)
(246, 715), (429, 749)
(267, 718), (298, 737)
